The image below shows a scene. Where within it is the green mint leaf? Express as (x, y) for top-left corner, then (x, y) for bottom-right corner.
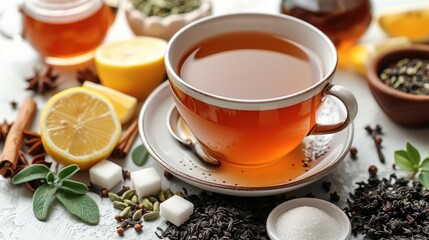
(55, 189), (100, 225)
(33, 184), (56, 221)
(132, 144), (149, 166)
(406, 142), (421, 166)
(420, 157), (429, 171)
(57, 164), (80, 180)
(46, 172), (55, 184)
(59, 179), (88, 195)
(418, 171), (429, 189)
(394, 150), (416, 171)
(12, 164), (51, 185)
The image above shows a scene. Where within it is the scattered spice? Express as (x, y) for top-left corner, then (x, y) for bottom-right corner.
(329, 191), (340, 202)
(163, 170), (173, 179)
(111, 119), (139, 158)
(322, 181), (331, 192)
(349, 146), (358, 159)
(25, 67), (59, 94)
(76, 68), (100, 85)
(379, 58), (429, 95)
(368, 165), (378, 177)
(365, 125), (385, 164)
(344, 173), (429, 239)
(10, 100), (17, 109)
(0, 121), (12, 142)
(0, 98), (37, 178)
(159, 191), (286, 239)
(132, 0), (201, 18)
(23, 130), (45, 156)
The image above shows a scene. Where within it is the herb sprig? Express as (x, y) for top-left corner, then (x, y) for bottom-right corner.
(12, 164), (100, 225)
(394, 142), (429, 189)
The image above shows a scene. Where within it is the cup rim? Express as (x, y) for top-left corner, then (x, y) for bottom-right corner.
(165, 13), (338, 110)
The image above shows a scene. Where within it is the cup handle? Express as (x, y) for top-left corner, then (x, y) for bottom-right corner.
(308, 84), (358, 135)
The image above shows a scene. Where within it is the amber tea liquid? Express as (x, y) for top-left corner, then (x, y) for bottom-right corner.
(23, 0), (111, 66)
(173, 32), (324, 166)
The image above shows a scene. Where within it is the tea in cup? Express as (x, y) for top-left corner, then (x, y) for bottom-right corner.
(22, 0), (113, 66)
(165, 13), (358, 167)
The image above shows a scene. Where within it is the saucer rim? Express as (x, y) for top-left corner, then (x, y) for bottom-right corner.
(138, 81), (353, 195)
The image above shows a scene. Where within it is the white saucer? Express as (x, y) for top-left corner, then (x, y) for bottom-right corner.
(138, 82), (353, 197)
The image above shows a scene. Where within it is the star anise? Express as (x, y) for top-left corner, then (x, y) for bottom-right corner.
(77, 68), (100, 85)
(23, 130), (45, 156)
(0, 121), (12, 142)
(26, 67), (59, 94)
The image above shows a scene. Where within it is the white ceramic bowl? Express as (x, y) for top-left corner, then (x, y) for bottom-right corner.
(267, 198), (351, 240)
(124, 0), (212, 40)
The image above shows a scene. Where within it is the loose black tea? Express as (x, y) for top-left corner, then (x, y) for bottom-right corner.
(344, 173), (429, 239)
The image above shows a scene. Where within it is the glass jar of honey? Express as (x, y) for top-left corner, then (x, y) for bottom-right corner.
(23, 0), (112, 66)
(281, 0), (372, 64)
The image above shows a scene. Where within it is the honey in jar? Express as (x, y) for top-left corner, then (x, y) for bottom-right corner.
(23, 0), (112, 66)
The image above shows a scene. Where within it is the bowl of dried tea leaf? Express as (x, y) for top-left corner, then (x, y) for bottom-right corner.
(125, 0), (212, 40)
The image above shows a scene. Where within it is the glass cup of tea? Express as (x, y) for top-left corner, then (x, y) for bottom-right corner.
(22, 0), (114, 66)
(165, 13), (358, 167)
(281, 0), (372, 64)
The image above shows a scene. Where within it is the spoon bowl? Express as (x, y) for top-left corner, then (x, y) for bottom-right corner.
(166, 105), (221, 166)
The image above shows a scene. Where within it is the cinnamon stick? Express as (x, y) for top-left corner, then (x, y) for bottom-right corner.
(112, 119), (139, 158)
(0, 98), (37, 177)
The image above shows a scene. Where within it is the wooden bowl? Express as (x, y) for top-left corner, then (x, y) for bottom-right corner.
(366, 45), (429, 127)
(124, 0), (212, 40)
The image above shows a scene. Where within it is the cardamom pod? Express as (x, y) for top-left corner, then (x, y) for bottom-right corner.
(108, 192), (123, 202)
(120, 206), (131, 219)
(121, 189), (136, 200)
(124, 199), (135, 207)
(143, 211), (160, 221)
(176, 191), (185, 198)
(132, 209), (143, 221)
(164, 188), (174, 199)
(157, 190), (165, 202)
(153, 201), (160, 212)
(131, 195), (138, 204)
(141, 198), (153, 210)
(113, 201), (128, 210)
(147, 196), (158, 203)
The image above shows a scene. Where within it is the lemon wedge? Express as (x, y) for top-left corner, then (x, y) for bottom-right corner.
(95, 37), (167, 100)
(378, 8), (429, 42)
(40, 87), (121, 170)
(83, 81), (137, 125)
(347, 37), (412, 75)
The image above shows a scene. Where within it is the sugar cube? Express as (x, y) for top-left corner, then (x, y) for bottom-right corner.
(130, 167), (161, 198)
(160, 195), (194, 226)
(89, 160), (122, 190)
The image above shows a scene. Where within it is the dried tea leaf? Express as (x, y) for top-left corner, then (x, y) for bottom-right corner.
(12, 164), (51, 184)
(33, 184), (56, 221)
(55, 189), (100, 225)
(132, 144), (149, 166)
(394, 150), (415, 171)
(57, 164), (79, 180)
(59, 179), (88, 195)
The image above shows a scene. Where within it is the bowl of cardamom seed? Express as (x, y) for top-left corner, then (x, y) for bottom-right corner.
(125, 0), (212, 40)
(366, 44), (429, 127)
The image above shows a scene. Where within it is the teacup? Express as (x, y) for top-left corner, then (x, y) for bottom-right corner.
(165, 13), (357, 167)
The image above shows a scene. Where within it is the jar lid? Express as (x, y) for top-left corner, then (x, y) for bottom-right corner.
(23, 0), (102, 24)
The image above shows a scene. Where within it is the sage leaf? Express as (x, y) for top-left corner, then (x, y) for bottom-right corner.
(418, 171), (429, 189)
(12, 164), (51, 185)
(132, 144), (149, 166)
(57, 164), (79, 180)
(421, 157), (429, 171)
(406, 142), (420, 166)
(59, 179), (88, 195)
(55, 189), (100, 225)
(33, 184), (56, 221)
(46, 171), (55, 184)
(394, 150), (416, 171)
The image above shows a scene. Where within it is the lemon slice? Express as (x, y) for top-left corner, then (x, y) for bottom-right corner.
(83, 81), (137, 125)
(40, 87), (121, 170)
(378, 8), (429, 42)
(95, 37), (167, 100)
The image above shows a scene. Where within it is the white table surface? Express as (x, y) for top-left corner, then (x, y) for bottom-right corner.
(1, 0), (429, 239)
